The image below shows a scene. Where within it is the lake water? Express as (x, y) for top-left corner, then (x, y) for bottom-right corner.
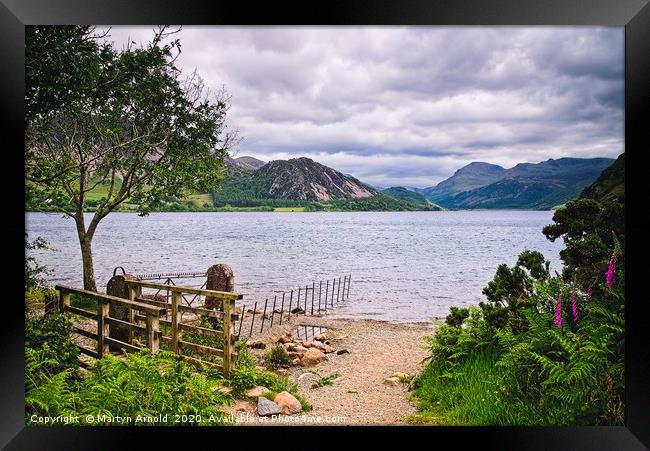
(26, 211), (564, 323)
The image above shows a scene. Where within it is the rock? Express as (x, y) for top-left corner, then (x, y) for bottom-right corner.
(336, 349), (350, 355)
(303, 341), (316, 348)
(215, 386), (233, 395)
(247, 339), (266, 349)
(391, 372), (410, 380)
(277, 334), (294, 344)
(291, 358), (301, 365)
(246, 386), (270, 399)
(288, 351), (302, 359)
(291, 307), (304, 314)
(301, 348), (328, 367)
(314, 333), (326, 341)
(221, 400), (255, 416)
(383, 376), (400, 387)
(319, 345), (335, 353)
(274, 391), (302, 415)
(257, 397), (281, 416)
(294, 345), (309, 354)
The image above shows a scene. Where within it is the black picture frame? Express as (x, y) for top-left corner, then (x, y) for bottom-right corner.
(3, 0), (649, 448)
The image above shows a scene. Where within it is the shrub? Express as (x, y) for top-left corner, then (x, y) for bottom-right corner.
(266, 345), (290, 368)
(25, 313), (79, 374)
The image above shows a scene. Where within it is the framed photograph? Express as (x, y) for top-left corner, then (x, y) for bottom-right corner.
(5, 0), (649, 448)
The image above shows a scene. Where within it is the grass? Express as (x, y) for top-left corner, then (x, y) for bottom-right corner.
(273, 207), (306, 212)
(311, 372), (341, 389)
(411, 347), (510, 425)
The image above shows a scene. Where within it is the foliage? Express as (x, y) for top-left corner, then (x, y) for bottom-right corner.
(414, 192), (625, 425)
(265, 345), (291, 368)
(25, 313), (80, 374)
(25, 234), (54, 291)
(311, 372), (341, 389)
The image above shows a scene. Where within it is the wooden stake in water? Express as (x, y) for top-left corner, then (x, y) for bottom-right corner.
(347, 274), (351, 299)
(288, 290), (294, 320)
(297, 287), (301, 314)
(337, 277), (341, 303)
(341, 276), (347, 301)
(311, 281), (315, 314)
(270, 295), (277, 328)
(237, 302), (245, 337)
(279, 292), (285, 326)
(305, 284), (309, 312)
(260, 298), (268, 333)
(331, 278), (335, 307)
(249, 301), (258, 337)
(318, 281), (322, 313)
(324, 280), (329, 310)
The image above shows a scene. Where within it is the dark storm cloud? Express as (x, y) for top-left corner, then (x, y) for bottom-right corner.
(104, 26), (623, 187)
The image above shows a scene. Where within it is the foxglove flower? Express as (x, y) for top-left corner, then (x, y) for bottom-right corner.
(554, 292), (562, 328)
(571, 291), (578, 322)
(605, 255), (616, 289)
(586, 287), (593, 299)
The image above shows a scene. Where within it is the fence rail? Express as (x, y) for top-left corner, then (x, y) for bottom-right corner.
(54, 281), (241, 377)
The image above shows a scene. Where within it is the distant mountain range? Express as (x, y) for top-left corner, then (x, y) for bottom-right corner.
(414, 157), (616, 209)
(213, 154), (618, 211)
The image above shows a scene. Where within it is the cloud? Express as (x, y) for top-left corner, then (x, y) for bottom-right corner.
(102, 26), (624, 187)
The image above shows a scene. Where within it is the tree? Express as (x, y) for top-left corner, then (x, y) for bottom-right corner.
(26, 26), (236, 290)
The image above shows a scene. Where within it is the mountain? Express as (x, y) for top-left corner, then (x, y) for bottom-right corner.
(579, 153), (624, 204)
(224, 155), (266, 172)
(382, 187), (441, 209)
(420, 162), (506, 206)
(214, 157), (433, 211)
(422, 157), (615, 210)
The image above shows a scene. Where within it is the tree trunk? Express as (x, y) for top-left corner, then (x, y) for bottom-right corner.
(80, 237), (97, 292)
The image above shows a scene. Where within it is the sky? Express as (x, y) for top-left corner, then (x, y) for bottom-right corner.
(104, 26), (624, 188)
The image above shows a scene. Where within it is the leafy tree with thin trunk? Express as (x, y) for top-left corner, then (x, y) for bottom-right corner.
(26, 26), (236, 290)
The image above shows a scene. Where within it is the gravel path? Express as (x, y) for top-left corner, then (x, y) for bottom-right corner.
(252, 316), (436, 425)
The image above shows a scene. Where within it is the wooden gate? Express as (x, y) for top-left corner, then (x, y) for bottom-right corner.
(55, 281), (242, 377)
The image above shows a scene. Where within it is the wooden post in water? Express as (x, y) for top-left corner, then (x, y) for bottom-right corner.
(324, 280), (329, 310)
(341, 276), (347, 301)
(311, 281), (315, 315)
(347, 274), (352, 299)
(270, 295), (277, 328)
(337, 277), (341, 303)
(146, 313), (160, 354)
(331, 278), (335, 307)
(97, 300), (110, 358)
(171, 291), (180, 354)
(288, 291), (293, 320)
(223, 298), (233, 377)
(305, 285), (309, 312)
(318, 281), (322, 313)
(249, 301), (258, 337)
(297, 287), (301, 314)
(260, 298), (268, 333)
(279, 293), (285, 325)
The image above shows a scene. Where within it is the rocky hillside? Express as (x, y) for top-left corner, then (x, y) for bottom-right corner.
(421, 157), (615, 210)
(256, 158), (375, 201)
(580, 153), (624, 204)
(224, 155), (266, 172)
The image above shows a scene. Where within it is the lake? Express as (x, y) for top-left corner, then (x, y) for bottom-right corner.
(26, 211), (564, 323)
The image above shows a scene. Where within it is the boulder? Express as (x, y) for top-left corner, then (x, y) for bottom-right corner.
(294, 345), (309, 354)
(274, 391), (302, 415)
(291, 307), (305, 314)
(247, 339), (266, 349)
(277, 334), (294, 344)
(257, 397), (281, 416)
(336, 349), (350, 355)
(303, 341), (316, 348)
(291, 358), (301, 365)
(301, 348), (328, 367)
(246, 386), (270, 399)
(319, 345), (335, 353)
(383, 377), (400, 387)
(313, 333), (326, 341)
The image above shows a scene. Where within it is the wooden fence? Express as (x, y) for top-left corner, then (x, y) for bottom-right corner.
(55, 281), (242, 377)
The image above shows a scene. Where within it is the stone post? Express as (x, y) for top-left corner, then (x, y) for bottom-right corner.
(205, 264), (234, 311)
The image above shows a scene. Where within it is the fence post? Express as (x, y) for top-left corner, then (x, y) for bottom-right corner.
(127, 285), (141, 344)
(223, 298), (233, 377)
(171, 291), (180, 354)
(97, 300), (110, 358)
(347, 274), (352, 298)
(146, 313), (160, 355)
(58, 290), (70, 313)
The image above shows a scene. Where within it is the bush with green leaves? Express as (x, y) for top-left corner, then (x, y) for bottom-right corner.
(413, 196), (625, 426)
(25, 313), (80, 374)
(265, 345), (291, 368)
